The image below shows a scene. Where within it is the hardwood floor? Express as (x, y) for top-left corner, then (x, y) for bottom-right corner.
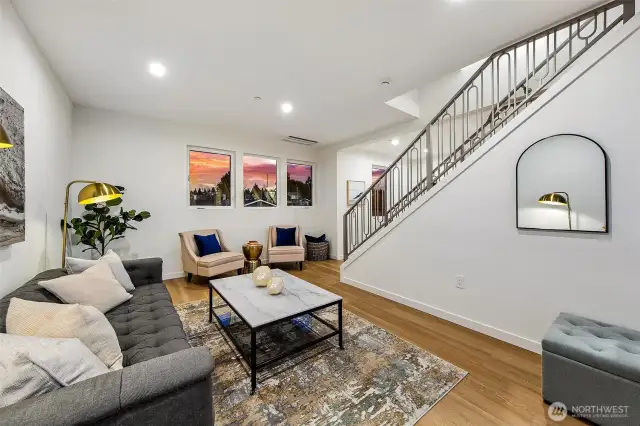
(165, 260), (583, 426)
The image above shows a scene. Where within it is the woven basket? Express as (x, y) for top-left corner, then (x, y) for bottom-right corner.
(306, 241), (330, 261)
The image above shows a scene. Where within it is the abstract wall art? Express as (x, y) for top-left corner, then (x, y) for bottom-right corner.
(347, 180), (366, 206)
(0, 87), (25, 247)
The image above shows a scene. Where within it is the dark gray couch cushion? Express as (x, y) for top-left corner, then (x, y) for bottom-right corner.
(106, 283), (190, 366)
(0, 260), (190, 366)
(542, 312), (640, 383)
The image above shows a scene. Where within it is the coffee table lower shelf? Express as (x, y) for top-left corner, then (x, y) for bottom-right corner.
(209, 287), (343, 393)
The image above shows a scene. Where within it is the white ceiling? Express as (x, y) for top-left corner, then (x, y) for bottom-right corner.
(347, 129), (418, 158)
(13, 0), (600, 145)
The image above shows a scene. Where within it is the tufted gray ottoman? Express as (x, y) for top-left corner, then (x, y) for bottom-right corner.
(542, 313), (640, 425)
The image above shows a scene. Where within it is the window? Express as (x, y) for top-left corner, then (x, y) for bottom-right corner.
(372, 165), (387, 216)
(287, 162), (313, 206)
(243, 155), (277, 207)
(188, 148), (233, 207)
(372, 165), (386, 189)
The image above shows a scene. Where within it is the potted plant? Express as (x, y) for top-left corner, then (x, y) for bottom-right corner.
(67, 187), (151, 257)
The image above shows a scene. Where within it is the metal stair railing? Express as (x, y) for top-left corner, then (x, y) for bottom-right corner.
(343, 0), (634, 260)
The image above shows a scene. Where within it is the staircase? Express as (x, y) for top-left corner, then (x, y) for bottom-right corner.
(343, 0), (634, 260)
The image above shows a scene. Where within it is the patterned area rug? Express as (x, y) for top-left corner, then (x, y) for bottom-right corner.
(176, 299), (467, 425)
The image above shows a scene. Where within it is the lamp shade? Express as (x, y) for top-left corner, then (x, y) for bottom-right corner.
(78, 183), (122, 205)
(0, 125), (12, 148)
(538, 192), (568, 206)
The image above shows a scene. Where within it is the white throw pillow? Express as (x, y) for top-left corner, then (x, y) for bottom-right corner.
(7, 298), (123, 370)
(66, 250), (135, 292)
(0, 334), (108, 408)
(39, 262), (132, 313)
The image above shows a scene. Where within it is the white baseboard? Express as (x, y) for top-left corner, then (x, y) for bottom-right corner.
(341, 276), (541, 354)
(163, 271), (186, 280)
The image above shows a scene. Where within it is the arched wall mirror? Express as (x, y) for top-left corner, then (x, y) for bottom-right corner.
(516, 134), (608, 233)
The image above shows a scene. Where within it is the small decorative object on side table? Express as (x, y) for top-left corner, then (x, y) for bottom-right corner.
(242, 241), (263, 273)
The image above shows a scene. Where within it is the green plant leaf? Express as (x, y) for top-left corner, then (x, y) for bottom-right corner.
(99, 206), (112, 214)
(68, 192), (150, 255)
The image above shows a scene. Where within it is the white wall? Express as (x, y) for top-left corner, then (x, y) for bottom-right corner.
(315, 147), (339, 259)
(343, 16), (640, 352)
(0, 1), (72, 297)
(70, 107), (323, 278)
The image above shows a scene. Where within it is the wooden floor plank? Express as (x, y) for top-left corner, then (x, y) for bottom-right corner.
(164, 260), (585, 425)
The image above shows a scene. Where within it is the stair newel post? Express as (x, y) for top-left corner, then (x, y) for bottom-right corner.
(343, 212), (348, 261)
(425, 125), (434, 191)
(623, 0), (634, 23)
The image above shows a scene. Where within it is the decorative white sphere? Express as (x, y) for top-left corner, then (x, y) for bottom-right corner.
(267, 277), (284, 295)
(252, 266), (272, 287)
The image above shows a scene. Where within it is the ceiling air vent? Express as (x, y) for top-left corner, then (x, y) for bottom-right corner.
(281, 136), (319, 146)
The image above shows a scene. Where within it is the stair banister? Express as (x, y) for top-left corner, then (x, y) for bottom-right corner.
(343, 0), (632, 260)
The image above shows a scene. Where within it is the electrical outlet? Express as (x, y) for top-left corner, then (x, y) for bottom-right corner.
(455, 275), (465, 289)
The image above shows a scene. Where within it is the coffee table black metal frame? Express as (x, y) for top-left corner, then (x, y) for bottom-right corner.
(209, 283), (343, 394)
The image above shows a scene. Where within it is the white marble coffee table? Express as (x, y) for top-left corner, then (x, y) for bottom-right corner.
(208, 269), (343, 393)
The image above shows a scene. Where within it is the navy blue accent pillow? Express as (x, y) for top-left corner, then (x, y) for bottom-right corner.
(276, 227), (297, 246)
(194, 234), (223, 256)
(305, 234), (326, 243)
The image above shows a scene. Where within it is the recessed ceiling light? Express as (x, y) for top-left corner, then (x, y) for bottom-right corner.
(423, 148), (428, 153)
(281, 102), (293, 114)
(391, 139), (399, 146)
(148, 62), (167, 78)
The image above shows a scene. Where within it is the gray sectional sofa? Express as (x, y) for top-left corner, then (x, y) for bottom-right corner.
(0, 258), (214, 426)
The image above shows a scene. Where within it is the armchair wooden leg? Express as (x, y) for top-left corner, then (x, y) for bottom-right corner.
(237, 268), (243, 275)
(187, 273), (193, 283)
(299, 262), (303, 271)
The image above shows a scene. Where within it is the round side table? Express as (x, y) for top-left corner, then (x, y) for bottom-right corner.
(242, 241), (263, 273)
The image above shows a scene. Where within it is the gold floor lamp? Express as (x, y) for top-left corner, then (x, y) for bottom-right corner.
(61, 181), (122, 267)
(538, 192), (572, 230)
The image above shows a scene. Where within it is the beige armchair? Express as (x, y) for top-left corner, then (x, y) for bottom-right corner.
(267, 225), (305, 270)
(179, 229), (244, 281)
